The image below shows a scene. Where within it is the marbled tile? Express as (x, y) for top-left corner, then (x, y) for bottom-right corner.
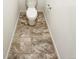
(8, 53), (46, 59)
(9, 38), (32, 54)
(31, 34), (53, 45)
(45, 53), (58, 59)
(32, 40), (55, 54)
(7, 12), (58, 59)
(18, 53), (46, 59)
(8, 53), (58, 59)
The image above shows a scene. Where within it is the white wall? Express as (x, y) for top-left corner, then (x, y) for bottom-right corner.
(44, 0), (76, 59)
(19, 0), (26, 12)
(19, 0), (45, 12)
(3, 0), (19, 59)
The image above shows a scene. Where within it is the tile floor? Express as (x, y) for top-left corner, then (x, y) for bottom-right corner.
(7, 12), (58, 59)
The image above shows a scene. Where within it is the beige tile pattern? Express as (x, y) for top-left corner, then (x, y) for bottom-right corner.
(7, 12), (58, 59)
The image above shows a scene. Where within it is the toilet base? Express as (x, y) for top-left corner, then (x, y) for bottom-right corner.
(28, 19), (36, 26)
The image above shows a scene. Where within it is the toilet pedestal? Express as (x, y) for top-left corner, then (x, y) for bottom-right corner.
(26, 8), (37, 26)
(28, 19), (36, 25)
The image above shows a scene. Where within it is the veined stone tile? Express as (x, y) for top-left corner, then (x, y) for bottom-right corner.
(45, 53), (58, 59)
(19, 37), (32, 53)
(42, 33), (51, 39)
(43, 28), (49, 32)
(31, 32), (42, 38)
(31, 36), (52, 45)
(20, 33), (30, 38)
(17, 54), (32, 59)
(31, 53), (46, 59)
(7, 12), (58, 59)
(20, 19), (27, 25)
(32, 42), (55, 54)
(32, 28), (43, 34)
(8, 53), (18, 59)
(13, 53), (46, 59)
(20, 37), (32, 53)
(11, 37), (32, 54)
(8, 53), (57, 59)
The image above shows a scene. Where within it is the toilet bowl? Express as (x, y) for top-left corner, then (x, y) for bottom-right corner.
(26, 8), (37, 25)
(25, 0), (37, 25)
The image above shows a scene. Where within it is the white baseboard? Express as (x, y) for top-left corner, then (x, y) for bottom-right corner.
(5, 12), (20, 59)
(43, 11), (61, 59)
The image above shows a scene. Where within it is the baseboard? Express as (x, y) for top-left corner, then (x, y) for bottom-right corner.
(5, 12), (20, 59)
(43, 11), (61, 59)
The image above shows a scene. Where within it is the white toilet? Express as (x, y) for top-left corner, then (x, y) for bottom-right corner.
(26, 0), (37, 25)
